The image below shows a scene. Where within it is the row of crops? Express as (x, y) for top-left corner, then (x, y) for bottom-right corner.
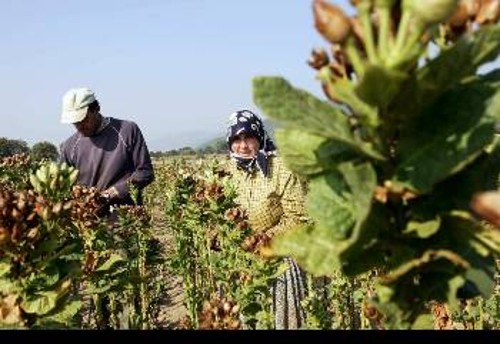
(0, 153), (499, 329)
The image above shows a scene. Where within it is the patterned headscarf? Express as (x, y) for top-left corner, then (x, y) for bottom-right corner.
(226, 110), (277, 177)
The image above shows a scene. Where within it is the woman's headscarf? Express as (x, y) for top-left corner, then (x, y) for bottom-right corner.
(226, 110), (277, 177)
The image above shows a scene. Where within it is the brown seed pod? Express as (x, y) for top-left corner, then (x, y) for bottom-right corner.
(222, 301), (232, 314)
(476, 0), (500, 24)
(52, 202), (63, 215)
(230, 304), (240, 315)
(307, 47), (330, 70)
(0, 226), (11, 245)
(447, 0), (480, 27)
(26, 227), (39, 240)
(11, 208), (22, 221)
(470, 190), (500, 228)
(228, 319), (241, 330)
(408, 0), (460, 26)
(313, 0), (353, 45)
(15, 199), (26, 212)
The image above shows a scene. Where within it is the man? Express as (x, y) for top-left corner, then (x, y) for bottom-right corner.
(59, 87), (154, 207)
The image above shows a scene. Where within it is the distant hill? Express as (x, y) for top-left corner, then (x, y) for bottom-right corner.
(197, 118), (279, 151)
(147, 118), (280, 153)
(148, 129), (219, 152)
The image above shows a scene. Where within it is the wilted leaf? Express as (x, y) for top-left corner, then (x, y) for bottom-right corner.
(0, 295), (24, 327)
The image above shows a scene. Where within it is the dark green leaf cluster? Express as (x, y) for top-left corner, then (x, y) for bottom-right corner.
(253, 19), (500, 328)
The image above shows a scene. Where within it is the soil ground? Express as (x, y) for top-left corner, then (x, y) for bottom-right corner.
(149, 207), (187, 329)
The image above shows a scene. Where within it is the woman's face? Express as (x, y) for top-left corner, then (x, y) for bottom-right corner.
(231, 133), (260, 158)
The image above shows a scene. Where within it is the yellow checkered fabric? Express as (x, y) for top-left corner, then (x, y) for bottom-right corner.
(227, 155), (308, 236)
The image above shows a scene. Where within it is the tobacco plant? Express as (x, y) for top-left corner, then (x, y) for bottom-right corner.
(0, 158), (82, 328)
(164, 158), (281, 329)
(253, 0), (500, 328)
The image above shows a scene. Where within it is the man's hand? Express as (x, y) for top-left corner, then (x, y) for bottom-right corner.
(102, 186), (119, 200)
(95, 187), (119, 217)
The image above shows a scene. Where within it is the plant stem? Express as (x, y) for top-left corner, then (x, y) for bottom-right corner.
(344, 37), (366, 78)
(388, 18), (426, 70)
(377, 6), (392, 61)
(392, 10), (412, 65)
(359, 1), (379, 64)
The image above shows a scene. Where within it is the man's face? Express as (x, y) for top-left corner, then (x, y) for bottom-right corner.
(73, 109), (101, 136)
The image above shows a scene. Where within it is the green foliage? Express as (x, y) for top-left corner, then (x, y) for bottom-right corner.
(0, 153), (37, 190)
(31, 141), (59, 162)
(0, 138), (29, 159)
(0, 161), (83, 328)
(78, 205), (157, 329)
(29, 161), (78, 202)
(164, 158), (280, 329)
(253, 1), (500, 328)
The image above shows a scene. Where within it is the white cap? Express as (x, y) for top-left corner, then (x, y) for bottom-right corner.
(60, 88), (96, 124)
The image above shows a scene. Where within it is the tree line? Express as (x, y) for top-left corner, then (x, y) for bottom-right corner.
(0, 137), (59, 161)
(149, 137), (227, 158)
(0, 136), (227, 161)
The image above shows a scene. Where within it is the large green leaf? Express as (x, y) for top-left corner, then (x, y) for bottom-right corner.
(337, 161), (377, 234)
(390, 25), (500, 122)
(252, 76), (385, 160)
(428, 212), (498, 297)
(306, 172), (356, 240)
(374, 249), (469, 326)
(395, 70), (500, 193)
(269, 223), (342, 276)
(274, 129), (356, 176)
(271, 162), (379, 276)
(355, 65), (408, 109)
(338, 202), (393, 275)
(307, 162), (377, 241)
(411, 140), (500, 219)
(374, 272), (466, 329)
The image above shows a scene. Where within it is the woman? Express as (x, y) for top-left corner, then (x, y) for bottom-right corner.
(225, 109), (309, 329)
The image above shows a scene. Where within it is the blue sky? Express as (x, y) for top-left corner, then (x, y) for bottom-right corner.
(0, 0), (498, 151)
